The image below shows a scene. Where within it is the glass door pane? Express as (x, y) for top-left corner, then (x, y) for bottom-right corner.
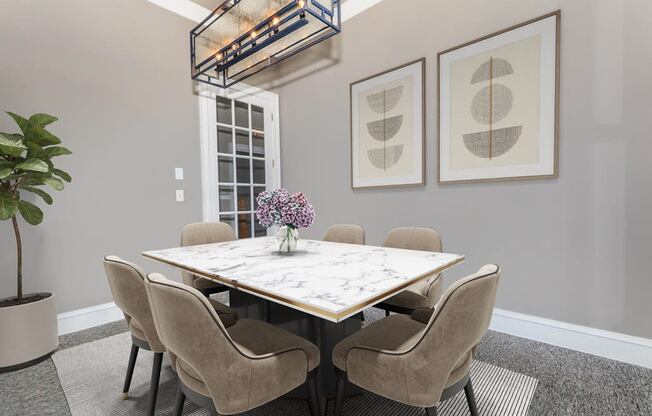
(214, 96), (268, 239)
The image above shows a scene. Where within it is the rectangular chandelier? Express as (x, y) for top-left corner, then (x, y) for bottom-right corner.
(190, 0), (341, 89)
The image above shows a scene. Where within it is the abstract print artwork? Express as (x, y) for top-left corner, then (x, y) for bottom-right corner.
(351, 59), (425, 189)
(438, 11), (560, 183)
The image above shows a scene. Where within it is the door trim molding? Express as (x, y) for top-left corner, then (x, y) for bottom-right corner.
(197, 88), (281, 223)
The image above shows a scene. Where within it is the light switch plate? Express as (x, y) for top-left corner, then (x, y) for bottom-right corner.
(175, 189), (184, 202)
(175, 167), (184, 180)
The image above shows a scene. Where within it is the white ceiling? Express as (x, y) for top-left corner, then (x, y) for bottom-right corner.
(148, 0), (381, 24)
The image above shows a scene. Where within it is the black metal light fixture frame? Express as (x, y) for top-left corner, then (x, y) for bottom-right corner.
(190, 0), (341, 89)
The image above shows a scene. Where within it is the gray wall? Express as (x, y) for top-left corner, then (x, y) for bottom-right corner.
(273, 0), (652, 338)
(1, 0), (650, 340)
(0, 0), (203, 312)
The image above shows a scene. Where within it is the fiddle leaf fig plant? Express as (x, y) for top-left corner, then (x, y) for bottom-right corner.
(0, 112), (71, 303)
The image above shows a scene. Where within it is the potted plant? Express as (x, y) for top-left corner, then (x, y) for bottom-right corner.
(0, 112), (71, 372)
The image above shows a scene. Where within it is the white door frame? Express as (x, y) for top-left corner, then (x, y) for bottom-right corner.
(198, 84), (281, 223)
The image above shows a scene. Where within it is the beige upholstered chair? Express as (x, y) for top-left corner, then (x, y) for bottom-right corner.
(333, 265), (500, 416)
(180, 222), (236, 296)
(143, 272), (322, 416)
(323, 224), (365, 245)
(376, 227), (444, 316)
(103, 256), (238, 416)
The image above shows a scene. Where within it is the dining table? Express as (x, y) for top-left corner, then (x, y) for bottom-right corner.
(143, 236), (464, 407)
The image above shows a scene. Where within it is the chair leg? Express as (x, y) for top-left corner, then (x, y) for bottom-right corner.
(148, 352), (164, 416)
(122, 343), (139, 399)
(385, 309), (390, 317)
(334, 370), (347, 416)
(306, 371), (320, 416)
(174, 384), (186, 416)
(464, 378), (479, 416)
(425, 407), (438, 416)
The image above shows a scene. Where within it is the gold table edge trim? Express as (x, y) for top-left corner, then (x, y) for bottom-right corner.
(141, 252), (465, 322)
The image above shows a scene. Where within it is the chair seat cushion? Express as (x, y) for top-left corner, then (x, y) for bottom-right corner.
(333, 314), (426, 371)
(227, 319), (320, 371)
(193, 276), (224, 290)
(176, 358), (210, 396)
(379, 286), (430, 310)
(208, 298), (238, 328)
(446, 350), (473, 388)
(128, 318), (148, 344)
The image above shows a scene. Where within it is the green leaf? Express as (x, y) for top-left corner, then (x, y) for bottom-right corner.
(43, 176), (64, 191)
(15, 158), (49, 173)
(44, 146), (72, 158)
(0, 192), (18, 220)
(0, 146), (24, 157)
(6, 112), (29, 134)
(28, 113), (58, 129)
(22, 177), (45, 186)
(25, 142), (47, 159)
(0, 167), (13, 179)
(0, 133), (27, 150)
(0, 133), (27, 157)
(25, 127), (61, 146)
(18, 200), (43, 225)
(52, 168), (71, 182)
(20, 186), (53, 205)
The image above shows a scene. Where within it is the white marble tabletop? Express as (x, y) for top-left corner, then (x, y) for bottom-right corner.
(143, 237), (464, 322)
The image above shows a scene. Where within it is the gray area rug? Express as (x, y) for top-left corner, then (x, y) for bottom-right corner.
(52, 332), (537, 416)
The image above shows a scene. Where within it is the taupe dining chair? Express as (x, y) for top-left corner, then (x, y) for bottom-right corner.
(376, 227), (444, 316)
(332, 265), (500, 416)
(143, 272), (322, 416)
(103, 256), (238, 416)
(180, 222), (236, 297)
(323, 224), (365, 245)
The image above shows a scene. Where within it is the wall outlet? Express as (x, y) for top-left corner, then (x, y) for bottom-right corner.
(175, 189), (184, 202)
(175, 167), (184, 180)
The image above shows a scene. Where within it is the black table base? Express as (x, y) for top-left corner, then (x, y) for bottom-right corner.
(229, 289), (363, 403)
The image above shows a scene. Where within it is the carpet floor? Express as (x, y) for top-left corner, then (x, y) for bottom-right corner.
(1, 307), (650, 416)
(52, 332), (536, 416)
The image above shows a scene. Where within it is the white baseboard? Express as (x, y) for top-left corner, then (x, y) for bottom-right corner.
(55, 301), (652, 369)
(490, 308), (652, 369)
(57, 302), (123, 336)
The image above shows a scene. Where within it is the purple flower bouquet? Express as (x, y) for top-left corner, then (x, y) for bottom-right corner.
(256, 188), (315, 254)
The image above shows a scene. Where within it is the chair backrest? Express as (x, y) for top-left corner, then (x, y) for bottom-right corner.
(144, 272), (253, 414)
(382, 227), (442, 252)
(383, 227), (443, 302)
(103, 256), (165, 352)
(407, 265), (500, 406)
(180, 222), (236, 286)
(323, 224), (365, 245)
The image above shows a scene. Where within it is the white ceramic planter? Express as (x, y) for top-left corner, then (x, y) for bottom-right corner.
(0, 293), (58, 371)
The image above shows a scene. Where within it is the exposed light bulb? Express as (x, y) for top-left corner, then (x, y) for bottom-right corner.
(298, 0), (305, 7)
(251, 30), (257, 39)
(272, 16), (280, 26)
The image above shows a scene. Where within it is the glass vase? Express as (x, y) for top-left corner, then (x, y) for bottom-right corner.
(276, 225), (299, 254)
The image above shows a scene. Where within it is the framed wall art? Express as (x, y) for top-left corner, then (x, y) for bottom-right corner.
(351, 58), (425, 189)
(438, 11), (560, 183)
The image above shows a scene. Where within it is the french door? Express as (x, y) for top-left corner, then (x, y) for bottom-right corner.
(199, 89), (280, 239)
